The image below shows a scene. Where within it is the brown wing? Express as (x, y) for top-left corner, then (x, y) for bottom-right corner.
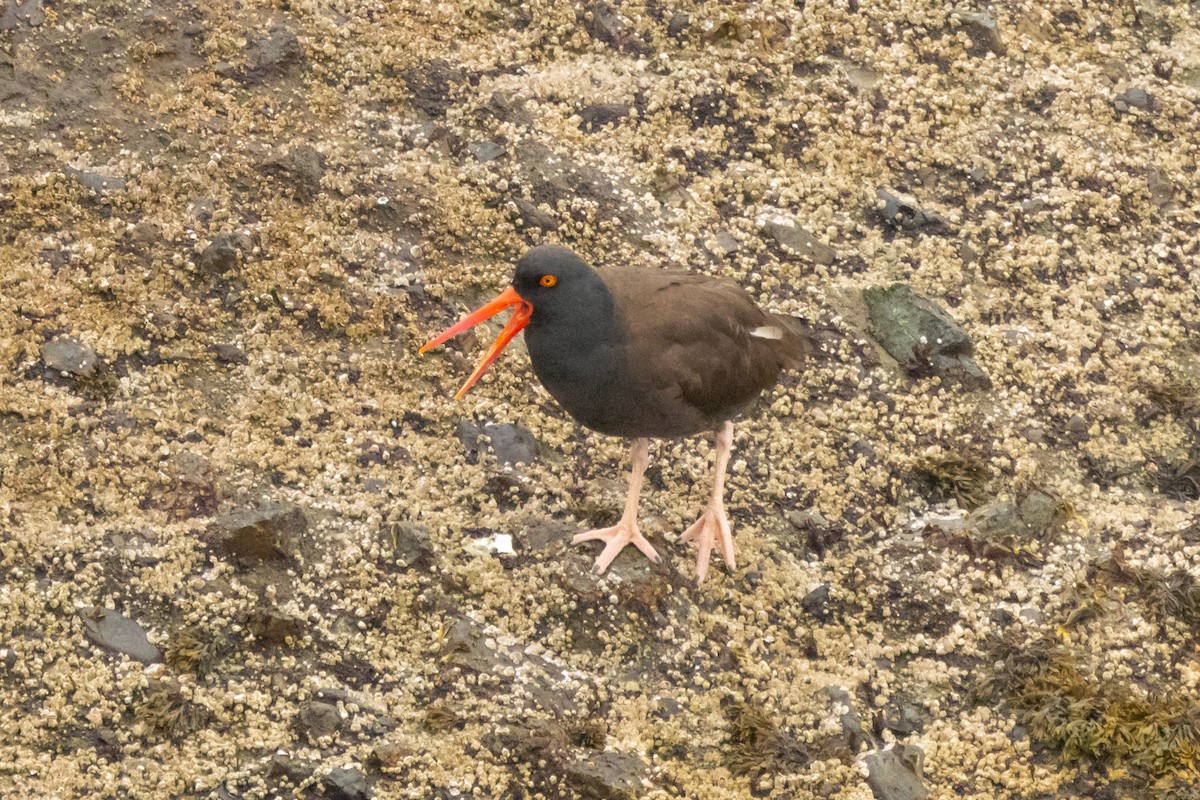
(602, 266), (808, 426)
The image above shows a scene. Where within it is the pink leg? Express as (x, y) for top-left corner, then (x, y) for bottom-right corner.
(572, 438), (661, 574)
(679, 421), (736, 584)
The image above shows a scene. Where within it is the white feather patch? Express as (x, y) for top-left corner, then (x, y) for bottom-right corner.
(750, 325), (784, 340)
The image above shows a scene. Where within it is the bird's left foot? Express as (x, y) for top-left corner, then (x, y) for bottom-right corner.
(572, 519), (661, 575)
(679, 500), (734, 584)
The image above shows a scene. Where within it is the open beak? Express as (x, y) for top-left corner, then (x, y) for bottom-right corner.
(420, 286), (533, 398)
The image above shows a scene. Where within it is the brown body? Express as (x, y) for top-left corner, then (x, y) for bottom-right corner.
(522, 263), (810, 439)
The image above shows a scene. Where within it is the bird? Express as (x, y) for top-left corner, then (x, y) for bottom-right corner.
(420, 244), (812, 583)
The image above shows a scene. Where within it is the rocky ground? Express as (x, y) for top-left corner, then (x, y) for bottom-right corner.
(2, 1), (1199, 798)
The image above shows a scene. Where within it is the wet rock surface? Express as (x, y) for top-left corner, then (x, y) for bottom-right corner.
(564, 750), (647, 799)
(2, 1), (1198, 799)
(208, 502), (309, 562)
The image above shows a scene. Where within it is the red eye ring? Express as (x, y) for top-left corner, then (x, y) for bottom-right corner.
(540, 275), (557, 287)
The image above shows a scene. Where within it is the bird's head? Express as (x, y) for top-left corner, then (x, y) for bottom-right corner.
(420, 245), (597, 398)
(510, 244), (594, 310)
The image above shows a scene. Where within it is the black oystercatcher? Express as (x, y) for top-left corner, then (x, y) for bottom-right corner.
(421, 245), (811, 583)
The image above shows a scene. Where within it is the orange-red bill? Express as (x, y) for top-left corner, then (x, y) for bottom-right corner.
(420, 286), (533, 398)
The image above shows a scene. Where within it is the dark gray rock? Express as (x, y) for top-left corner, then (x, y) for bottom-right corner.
(650, 171), (693, 208)
(79, 607), (163, 664)
(468, 140), (506, 162)
(256, 146), (324, 200)
(0, 0), (44, 30)
(269, 754), (317, 784)
(211, 342), (248, 365)
(170, 451), (214, 486)
(863, 284), (989, 388)
(564, 750), (646, 800)
(864, 745), (928, 800)
(457, 421), (539, 465)
(1146, 168), (1175, 210)
(516, 517), (574, 554)
(401, 59), (464, 118)
(1114, 87), (1152, 113)
(66, 167), (126, 195)
(712, 230), (739, 256)
(968, 491), (1063, 545)
(324, 766), (371, 800)
(802, 583), (832, 622)
(873, 188), (953, 235)
(883, 702), (930, 735)
(381, 522), (435, 569)
(441, 616), (589, 717)
(818, 685), (866, 753)
(242, 25), (306, 83)
(511, 197), (558, 231)
(1022, 425), (1047, 444)
(298, 700), (341, 739)
(1066, 413), (1088, 434)
(479, 92), (534, 127)
(246, 607), (307, 646)
(667, 12), (689, 38)
(1018, 606), (1043, 625)
(41, 338), (99, 378)
(579, 103), (630, 131)
(581, 2), (648, 55)
(208, 502), (308, 561)
(196, 232), (250, 275)
(953, 11), (1004, 56)
(762, 220), (836, 265)
(442, 617), (504, 674)
(514, 139), (623, 219)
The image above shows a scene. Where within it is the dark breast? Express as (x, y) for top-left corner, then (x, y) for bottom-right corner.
(525, 266), (809, 439)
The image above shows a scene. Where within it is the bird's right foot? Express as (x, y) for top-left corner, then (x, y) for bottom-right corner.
(572, 520), (661, 575)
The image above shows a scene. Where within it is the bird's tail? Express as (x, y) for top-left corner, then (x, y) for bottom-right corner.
(771, 313), (819, 369)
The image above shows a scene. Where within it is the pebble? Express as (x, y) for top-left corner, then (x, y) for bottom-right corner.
(863, 745), (928, 800)
(1114, 87), (1151, 113)
(802, 583), (833, 622)
(468, 140), (506, 162)
(66, 167), (126, 195)
(211, 342), (248, 365)
(78, 606), (163, 665)
(761, 220), (836, 265)
(953, 10), (1005, 57)
(297, 700), (341, 739)
(667, 12), (689, 38)
(41, 338), (99, 378)
(324, 767), (371, 800)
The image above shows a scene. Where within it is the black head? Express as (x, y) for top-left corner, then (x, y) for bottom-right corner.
(511, 245), (605, 320)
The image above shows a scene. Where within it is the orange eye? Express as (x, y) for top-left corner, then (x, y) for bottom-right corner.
(540, 275), (557, 287)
